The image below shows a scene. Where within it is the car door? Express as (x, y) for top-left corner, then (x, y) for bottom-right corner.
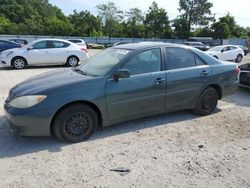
(105, 48), (166, 122)
(165, 47), (211, 110)
(221, 46), (235, 60)
(25, 41), (50, 65)
(46, 40), (70, 64)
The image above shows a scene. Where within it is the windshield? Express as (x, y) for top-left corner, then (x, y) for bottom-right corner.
(76, 48), (132, 76)
(208, 46), (223, 51)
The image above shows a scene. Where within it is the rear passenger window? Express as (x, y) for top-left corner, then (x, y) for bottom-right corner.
(196, 56), (207, 66)
(165, 48), (196, 70)
(50, 41), (70, 48)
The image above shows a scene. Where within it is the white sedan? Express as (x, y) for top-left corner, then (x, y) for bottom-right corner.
(205, 45), (244, 63)
(0, 39), (89, 69)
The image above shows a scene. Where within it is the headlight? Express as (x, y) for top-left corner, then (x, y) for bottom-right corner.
(0, 51), (13, 57)
(9, 95), (47, 109)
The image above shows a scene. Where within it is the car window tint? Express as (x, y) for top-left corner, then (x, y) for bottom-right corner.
(69, 40), (81, 43)
(223, 47), (230, 51)
(32, 41), (47, 49)
(122, 48), (161, 75)
(51, 41), (70, 48)
(0, 41), (11, 45)
(229, 46), (237, 50)
(196, 56), (207, 66)
(165, 48), (196, 70)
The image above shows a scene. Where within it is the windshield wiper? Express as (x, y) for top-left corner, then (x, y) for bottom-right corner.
(72, 68), (96, 77)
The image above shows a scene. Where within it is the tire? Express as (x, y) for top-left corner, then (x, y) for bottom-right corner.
(66, 56), (79, 67)
(12, 57), (27, 69)
(53, 104), (98, 143)
(235, 54), (243, 63)
(193, 87), (218, 116)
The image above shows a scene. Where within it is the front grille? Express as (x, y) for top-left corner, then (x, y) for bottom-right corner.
(240, 72), (250, 86)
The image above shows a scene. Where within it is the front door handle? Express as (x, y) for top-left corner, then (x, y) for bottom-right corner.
(154, 78), (165, 85)
(201, 70), (209, 76)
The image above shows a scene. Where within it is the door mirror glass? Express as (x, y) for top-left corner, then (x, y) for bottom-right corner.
(114, 69), (130, 81)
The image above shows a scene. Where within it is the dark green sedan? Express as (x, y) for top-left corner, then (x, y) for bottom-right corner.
(4, 42), (238, 142)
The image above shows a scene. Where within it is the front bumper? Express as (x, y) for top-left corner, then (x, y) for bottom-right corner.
(4, 102), (52, 137)
(0, 56), (11, 67)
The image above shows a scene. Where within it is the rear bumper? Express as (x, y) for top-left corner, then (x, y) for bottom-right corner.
(221, 81), (239, 98)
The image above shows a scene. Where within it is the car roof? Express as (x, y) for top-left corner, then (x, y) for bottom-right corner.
(112, 42), (186, 50)
(32, 38), (71, 43)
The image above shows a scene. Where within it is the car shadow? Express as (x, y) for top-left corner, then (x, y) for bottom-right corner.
(223, 87), (250, 107)
(0, 65), (65, 71)
(0, 109), (217, 159)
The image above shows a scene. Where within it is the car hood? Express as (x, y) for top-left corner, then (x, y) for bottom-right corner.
(0, 48), (21, 54)
(10, 68), (94, 96)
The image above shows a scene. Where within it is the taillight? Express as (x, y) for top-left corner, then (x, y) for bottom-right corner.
(236, 66), (240, 76)
(81, 48), (88, 53)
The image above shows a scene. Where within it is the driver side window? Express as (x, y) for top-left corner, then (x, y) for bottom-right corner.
(122, 48), (161, 75)
(32, 41), (48, 49)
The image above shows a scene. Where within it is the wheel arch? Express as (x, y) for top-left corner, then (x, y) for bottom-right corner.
(11, 56), (28, 66)
(50, 100), (103, 135)
(206, 84), (222, 99)
(67, 55), (79, 62)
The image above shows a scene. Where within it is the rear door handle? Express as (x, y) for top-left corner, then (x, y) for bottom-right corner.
(201, 70), (209, 76)
(154, 78), (165, 85)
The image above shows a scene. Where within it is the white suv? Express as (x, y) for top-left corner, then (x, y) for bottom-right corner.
(0, 39), (89, 69)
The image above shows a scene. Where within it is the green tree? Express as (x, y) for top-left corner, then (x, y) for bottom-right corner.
(0, 14), (11, 33)
(125, 8), (145, 38)
(178, 0), (214, 36)
(172, 16), (189, 38)
(211, 21), (230, 39)
(144, 1), (172, 38)
(96, 1), (124, 37)
(69, 10), (102, 37)
(0, 0), (73, 35)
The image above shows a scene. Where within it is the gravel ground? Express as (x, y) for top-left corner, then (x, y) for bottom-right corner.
(0, 51), (250, 188)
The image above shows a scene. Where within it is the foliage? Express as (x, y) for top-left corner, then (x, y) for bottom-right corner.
(177, 0), (215, 36)
(144, 2), (172, 38)
(96, 1), (124, 37)
(0, 0), (249, 40)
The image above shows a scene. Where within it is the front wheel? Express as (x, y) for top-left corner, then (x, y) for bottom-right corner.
(53, 104), (98, 142)
(193, 87), (218, 115)
(12, 57), (27, 69)
(235, 54), (243, 63)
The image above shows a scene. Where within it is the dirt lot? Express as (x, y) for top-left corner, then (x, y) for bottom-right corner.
(0, 51), (250, 188)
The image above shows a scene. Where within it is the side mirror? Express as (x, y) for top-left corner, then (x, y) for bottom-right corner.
(221, 49), (224, 53)
(113, 69), (130, 81)
(27, 47), (33, 50)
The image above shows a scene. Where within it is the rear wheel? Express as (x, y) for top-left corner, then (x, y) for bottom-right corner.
(12, 57), (27, 69)
(66, 56), (79, 67)
(193, 87), (218, 115)
(53, 104), (98, 142)
(235, 54), (243, 63)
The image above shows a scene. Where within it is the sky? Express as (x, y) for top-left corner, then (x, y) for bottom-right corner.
(49, 0), (250, 27)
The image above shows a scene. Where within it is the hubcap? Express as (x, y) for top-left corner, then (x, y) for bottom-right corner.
(14, 59), (25, 69)
(201, 92), (215, 110)
(68, 57), (78, 66)
(64, 112), (91, 137)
